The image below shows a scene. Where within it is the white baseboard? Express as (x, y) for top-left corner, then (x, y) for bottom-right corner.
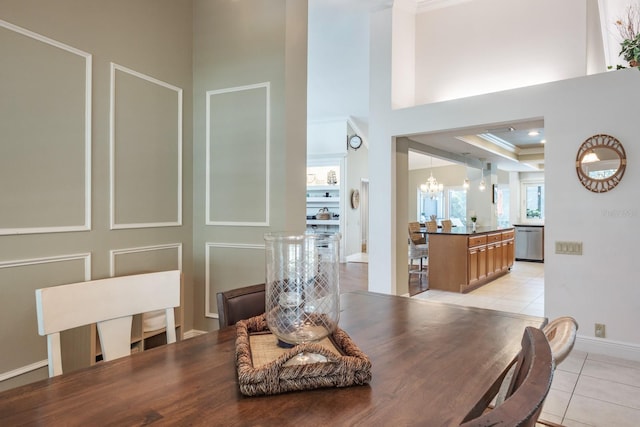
(183, 329), (208, 339)
(0, 359), (48, 382)
(575, 335), (640, 362)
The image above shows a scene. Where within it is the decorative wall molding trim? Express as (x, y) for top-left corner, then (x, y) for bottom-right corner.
(109, 243), (183, 277)
(0, 359), (48, 382)
(205, 82), (270, 227)
(575, 335), (640, 363)
(416, 0), (473, 13)
(204, 242), (265, 318)
(0, 253), (92, 279)
(0, 20), (92, 236)
(394, 0), (418, 13)
(109, 62), (183, 230)
(0, 253), (91, 382)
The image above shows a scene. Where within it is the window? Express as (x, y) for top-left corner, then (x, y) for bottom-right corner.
(495, 185), (510, 227)
(521, 181), (544, 223)
(448, 188), (467, 224)
(417, 187), (466, 224)
(418, 189), (443, 222)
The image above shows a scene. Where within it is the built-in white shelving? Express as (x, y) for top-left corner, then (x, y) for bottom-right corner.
(306, 185), (340, 230)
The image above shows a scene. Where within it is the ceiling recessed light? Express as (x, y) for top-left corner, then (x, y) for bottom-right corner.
(528, 130), (540, 136)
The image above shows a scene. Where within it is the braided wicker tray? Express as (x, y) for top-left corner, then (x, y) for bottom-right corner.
(235, 314), (372, 396)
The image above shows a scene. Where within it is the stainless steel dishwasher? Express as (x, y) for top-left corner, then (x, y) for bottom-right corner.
(514, 225), (544, 262)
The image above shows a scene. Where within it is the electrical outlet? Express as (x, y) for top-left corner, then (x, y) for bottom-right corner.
(595, 323), (606, 338)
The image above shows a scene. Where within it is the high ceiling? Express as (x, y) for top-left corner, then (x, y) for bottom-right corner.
(407, 118), (545, 172)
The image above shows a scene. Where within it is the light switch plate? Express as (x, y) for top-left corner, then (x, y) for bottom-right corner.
(555, 241), (583, 255)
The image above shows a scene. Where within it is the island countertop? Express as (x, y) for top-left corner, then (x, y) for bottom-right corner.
(426, 225), (514, 236)
(426, 226), (515, 293)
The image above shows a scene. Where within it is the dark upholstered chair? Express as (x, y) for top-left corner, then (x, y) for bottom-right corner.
(460, 327), (554, 427)
(216, 283), (265, 328)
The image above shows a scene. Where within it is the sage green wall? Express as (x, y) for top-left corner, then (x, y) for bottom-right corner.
(192, 0), (307, 331)
(0, 0), (307, 390)
(0, 0), (194, 389)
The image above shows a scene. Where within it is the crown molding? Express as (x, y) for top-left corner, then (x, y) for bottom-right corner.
(416, 0), (473, 13)
(393, 0), (417, 13)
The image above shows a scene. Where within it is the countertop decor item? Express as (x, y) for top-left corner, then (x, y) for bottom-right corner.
(235, 313), (372, 396)
(264, 232), (341, 365)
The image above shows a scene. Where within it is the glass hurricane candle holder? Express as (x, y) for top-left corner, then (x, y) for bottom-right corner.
(264, 232), (340, 364)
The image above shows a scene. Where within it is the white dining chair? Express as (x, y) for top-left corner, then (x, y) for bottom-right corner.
(35, 270), (181, 377)
(542, 316), (579, 365)
(492, 316), (578, 412)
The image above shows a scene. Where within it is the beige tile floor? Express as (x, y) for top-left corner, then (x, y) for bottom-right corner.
(412, 261), (640, 426)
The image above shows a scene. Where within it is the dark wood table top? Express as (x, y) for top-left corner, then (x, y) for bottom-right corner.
(0, 291), (545, 426)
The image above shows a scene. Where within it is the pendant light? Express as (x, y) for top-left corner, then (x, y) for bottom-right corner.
(478, 162), (486, 192)
(462, 153), (470, 190)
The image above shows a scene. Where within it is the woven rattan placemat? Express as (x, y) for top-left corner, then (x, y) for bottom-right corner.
(249, 333), (342, 368)
(236, 314), (372, 396)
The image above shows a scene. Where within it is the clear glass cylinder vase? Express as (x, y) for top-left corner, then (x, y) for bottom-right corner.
(264, 232), (341, 347)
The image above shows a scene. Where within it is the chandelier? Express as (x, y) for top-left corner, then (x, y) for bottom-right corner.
(421, 157), (443, 199)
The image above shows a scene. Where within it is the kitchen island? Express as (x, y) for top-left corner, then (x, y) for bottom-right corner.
(427, 226), (515, 293)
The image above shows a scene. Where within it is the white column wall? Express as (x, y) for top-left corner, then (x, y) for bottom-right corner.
(369, 4), (640, 355)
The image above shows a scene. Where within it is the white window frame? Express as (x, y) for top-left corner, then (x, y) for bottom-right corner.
(520, 180), (545, 224)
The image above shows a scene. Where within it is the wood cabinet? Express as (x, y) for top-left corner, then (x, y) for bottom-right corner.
(468, 235), (487, 286)
(428, 227), (515, 293)
(502, 230), (515, 271)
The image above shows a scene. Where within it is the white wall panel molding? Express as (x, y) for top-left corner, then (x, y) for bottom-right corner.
(204, 242), (265, 318)
(0, 253), (92, 278)
(109, 243), (183, 277)
(0, 20), (92, 235)
(206, 82), (270, 227)
(0, 253), (91, 381)
(110, 63), (183, 230)
(0, 359), (48, 382)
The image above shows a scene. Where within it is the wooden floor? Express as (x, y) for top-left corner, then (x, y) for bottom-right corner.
(340, 262), (428, 297)
(339, 262), (368, 294)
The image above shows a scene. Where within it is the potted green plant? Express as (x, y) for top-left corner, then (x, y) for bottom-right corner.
(620, 35), (640, 67)
(615, 4), (640, 68)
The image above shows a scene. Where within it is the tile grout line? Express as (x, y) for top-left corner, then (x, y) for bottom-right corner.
(560, 353), (588, 424)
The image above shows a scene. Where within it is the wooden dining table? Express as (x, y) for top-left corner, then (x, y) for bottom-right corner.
(0, 291), (545, 426)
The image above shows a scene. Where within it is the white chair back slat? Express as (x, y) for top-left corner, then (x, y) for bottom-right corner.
(35, 270), (181, 377)
(97, 316), (134, 361)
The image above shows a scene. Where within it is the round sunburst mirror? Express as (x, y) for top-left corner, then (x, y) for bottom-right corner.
(576, 134), (626, 193)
